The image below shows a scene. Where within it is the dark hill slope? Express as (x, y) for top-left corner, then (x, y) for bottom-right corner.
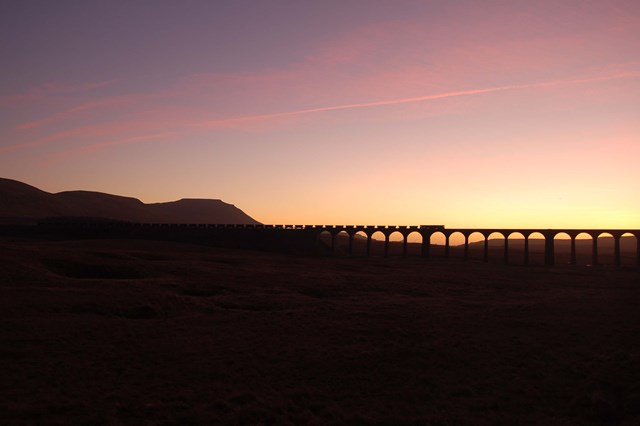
(0, 178), (68, 221)
(54, 191), (164, 223)
(0, 178), (259, 224)
(147, 199), (257, 224)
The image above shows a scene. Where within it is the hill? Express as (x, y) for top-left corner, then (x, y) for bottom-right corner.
(0, 177), (260, 224)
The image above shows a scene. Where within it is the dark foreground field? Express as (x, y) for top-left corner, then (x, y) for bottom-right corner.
(1, 239), (639, 425)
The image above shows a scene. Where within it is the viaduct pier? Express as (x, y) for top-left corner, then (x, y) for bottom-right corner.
(3, 222), (639, 267)
(309, 225), (640, 266)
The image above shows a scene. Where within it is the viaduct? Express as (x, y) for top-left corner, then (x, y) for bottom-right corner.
(4, 222), (639, 267)
(307, 225), (640, 266)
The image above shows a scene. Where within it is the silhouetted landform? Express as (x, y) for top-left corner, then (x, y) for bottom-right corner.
(0, 177), (259, 225)
(2, 238), (639, 424)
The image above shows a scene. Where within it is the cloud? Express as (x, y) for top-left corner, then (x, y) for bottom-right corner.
(42, 132), (178, 167)
(176, 8), (640, 119)
(0, 119), (169, 155)
(5, 3), (639, 163)
(0, 79), (118, 107)
(4, 68), (637, 161)
(16, 95), (138, 130)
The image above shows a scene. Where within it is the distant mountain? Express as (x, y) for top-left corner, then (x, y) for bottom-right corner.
(0, 178), (260, 225)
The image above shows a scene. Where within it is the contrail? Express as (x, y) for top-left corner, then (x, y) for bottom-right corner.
(198, 71), (640, 127)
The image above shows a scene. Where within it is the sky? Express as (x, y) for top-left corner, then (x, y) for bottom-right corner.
(1, 0), (639, 228)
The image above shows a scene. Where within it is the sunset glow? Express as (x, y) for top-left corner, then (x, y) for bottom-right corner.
(2, 1), (639, 227)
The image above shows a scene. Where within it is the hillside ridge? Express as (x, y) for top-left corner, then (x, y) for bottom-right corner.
(0, 177), (260, 224)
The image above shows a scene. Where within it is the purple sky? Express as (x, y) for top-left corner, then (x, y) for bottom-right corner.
(2, 0), (639, 227)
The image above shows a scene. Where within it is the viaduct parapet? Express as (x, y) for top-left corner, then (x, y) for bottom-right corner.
(4, 223), (639, 267)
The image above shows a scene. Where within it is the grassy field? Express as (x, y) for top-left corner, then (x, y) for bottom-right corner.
(1, 238), (639, 425)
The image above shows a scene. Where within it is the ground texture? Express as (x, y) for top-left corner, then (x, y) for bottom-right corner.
(1, 239), (639, 425)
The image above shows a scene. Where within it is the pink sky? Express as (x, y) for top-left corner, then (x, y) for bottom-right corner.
(1, 0), (639, 227)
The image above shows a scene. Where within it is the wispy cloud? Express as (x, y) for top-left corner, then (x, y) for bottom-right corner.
(5, 5), (639, 163)
(41, 132), (178, 167)
(1, 79), (118, 107)
(0, 119), (161, 155)
(16, 95), (135, 130)
(5, 69), (638, 160)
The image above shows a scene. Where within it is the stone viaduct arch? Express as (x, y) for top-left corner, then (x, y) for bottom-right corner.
(310, 225), (640, 266)
(312, 225), (439, 258)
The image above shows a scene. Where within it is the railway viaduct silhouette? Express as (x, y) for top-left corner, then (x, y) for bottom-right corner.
(11, 222), (640, 267)
(308, 225), (640, 266)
